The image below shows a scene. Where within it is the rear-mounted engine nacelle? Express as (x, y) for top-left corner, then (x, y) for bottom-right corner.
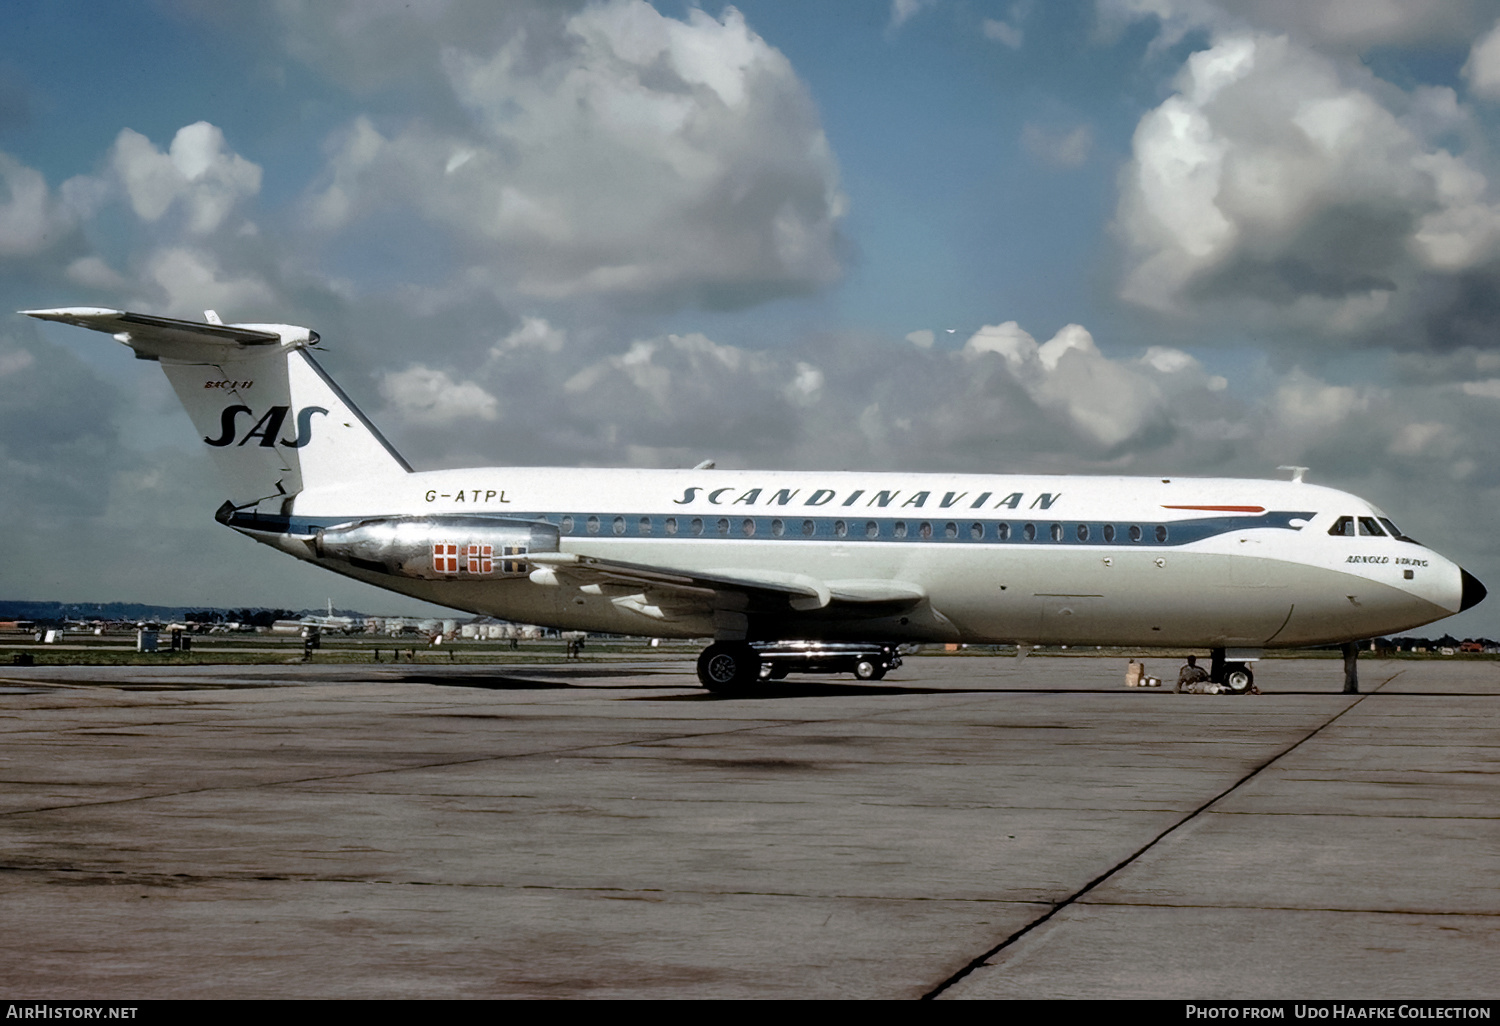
(314, 516), (560, 580)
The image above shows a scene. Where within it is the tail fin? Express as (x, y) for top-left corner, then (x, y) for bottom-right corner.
(23, 308), (410, 507)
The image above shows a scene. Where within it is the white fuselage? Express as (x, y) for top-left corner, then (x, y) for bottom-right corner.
(26, 308), (1475, 652)
(258, 468), (1468, 648)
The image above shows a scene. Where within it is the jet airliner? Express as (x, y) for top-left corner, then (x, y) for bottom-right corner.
(26, 308), (1486, 692)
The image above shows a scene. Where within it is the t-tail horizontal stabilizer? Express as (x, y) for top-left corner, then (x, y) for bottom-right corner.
(23, 307), (409, 507)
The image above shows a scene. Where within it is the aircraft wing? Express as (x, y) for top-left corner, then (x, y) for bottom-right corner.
(528, 552), (927, 614)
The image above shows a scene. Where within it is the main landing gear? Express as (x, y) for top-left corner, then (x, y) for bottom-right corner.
(695, 641), (904, 694)
(1209, 648), (1256, 694)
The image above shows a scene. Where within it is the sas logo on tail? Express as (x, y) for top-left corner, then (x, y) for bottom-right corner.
(205, 405), (328, 448)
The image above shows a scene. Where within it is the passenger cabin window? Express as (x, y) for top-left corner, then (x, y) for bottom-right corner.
(1327, 516), (1355, 537)
(1358, 517), (1385, 536)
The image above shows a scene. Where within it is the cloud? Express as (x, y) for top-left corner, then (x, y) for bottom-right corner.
(0, 328), (126, 520)
(136, 247), (279, 320)
(1463, 17), (1500, 101)
(1100, 0), (1493, 53)
(301, 1), (847, 312)
(380, 364), (500, 426)
(0, 152), (76, 258)
(110, 122), (262, 235)
(982, 19), (1024, 49)
(1021, 123), (1093, 167)
(1115, 31), (1500, 347)
(493, 315), (566, 354)
(889, 0), (940, 33)
(389, 312), (1257, 475)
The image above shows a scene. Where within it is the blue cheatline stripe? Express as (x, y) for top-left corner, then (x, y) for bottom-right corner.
(223, 508), (1315, 548)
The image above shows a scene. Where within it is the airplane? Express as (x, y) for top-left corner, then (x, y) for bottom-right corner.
(24, 307), (1486, 693)
(269, 600), (364, 636)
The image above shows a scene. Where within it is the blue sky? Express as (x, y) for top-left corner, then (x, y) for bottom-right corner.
(4, 0), (1500, 639)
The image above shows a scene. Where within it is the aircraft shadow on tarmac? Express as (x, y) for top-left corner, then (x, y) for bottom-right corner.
(397, 668), (958, 698)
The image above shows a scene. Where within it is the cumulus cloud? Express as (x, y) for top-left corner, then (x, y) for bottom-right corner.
(110, 123), (262, 235)
(384, 312), (1261, 475)
(0, 152), (76, 258)
(381, 364), (500, 426)
(134, 247), (278, 320)
(1463, 17), (1500, 100)
(302, 0), (846, 312)
(1116, 31), (1500, 346)
(1100, 0), (1493, 53)
(1233, 0), (1488, 50)
(493, 315), (566, 355)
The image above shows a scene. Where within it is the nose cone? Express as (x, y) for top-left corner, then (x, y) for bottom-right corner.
(1461, 568), (1487, 612)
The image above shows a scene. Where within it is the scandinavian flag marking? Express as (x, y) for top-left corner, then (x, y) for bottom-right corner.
(466, 544), (494, 574)
(433, 543), (461, 574)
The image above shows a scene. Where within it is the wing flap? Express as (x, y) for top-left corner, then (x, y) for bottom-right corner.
(530, 553), (829, 606)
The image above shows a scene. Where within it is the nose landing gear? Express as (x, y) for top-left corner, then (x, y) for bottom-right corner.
(1221, 663), (1255, 693)
(1210, 648), (1257, 694)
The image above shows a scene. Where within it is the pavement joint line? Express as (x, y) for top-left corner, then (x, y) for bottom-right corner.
(919, 669), (1403, 1000)
(1072, 899), (1500, 916)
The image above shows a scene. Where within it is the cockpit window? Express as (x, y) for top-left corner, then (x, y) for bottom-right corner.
(1378, 517), (1419, 544)
(1357, 517), (1386, 537)
(1327, 516), (1354, 537)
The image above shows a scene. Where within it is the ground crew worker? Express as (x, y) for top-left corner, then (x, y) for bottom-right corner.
(1177, 655), (1210, 693)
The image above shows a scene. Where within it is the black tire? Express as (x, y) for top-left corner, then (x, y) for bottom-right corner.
(853, 659), (885, 681)
(1223, 663), (1254, 694)
(697, 642), (761, 694)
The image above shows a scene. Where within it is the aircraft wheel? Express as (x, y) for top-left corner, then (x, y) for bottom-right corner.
(854, 659), (886, 681)
(1223, 663), (1254, 694)
(697, 642), (761, 694)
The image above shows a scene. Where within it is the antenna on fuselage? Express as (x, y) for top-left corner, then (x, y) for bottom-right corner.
(1278, 465), (1309, 483)
(692, 459), (716, 470)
